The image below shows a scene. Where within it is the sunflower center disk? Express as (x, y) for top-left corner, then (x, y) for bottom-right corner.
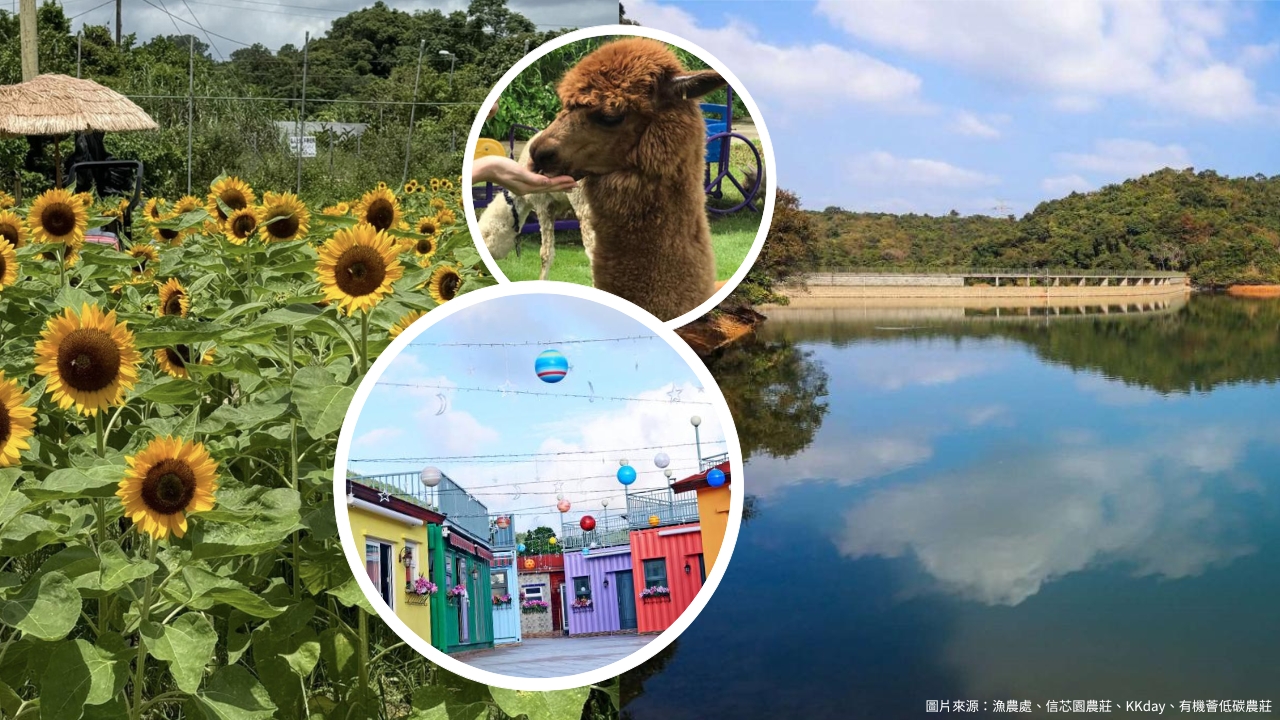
(268, 215), (299, 239)
(366, 200), (395, 230)
(57, 329), (123, 392)
(336, 246), (386, 296)
(233, 216), (256, 237)
(43, 204), (76, 236)
(416, 239), (432, 254)
(0, 256), (6, 278)
(141, 460), (197, 514)
(167, 345), (191, 369)
(159, 228), (179, 240)
(441, 274), (460, 299)
(164, 296), (184, 316)
(222, 191), (246, 212)
(0, 406), (10, 446)
(0, 225), (17, 245)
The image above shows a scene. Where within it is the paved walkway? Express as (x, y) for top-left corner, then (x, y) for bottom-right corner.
(463, 635), (652, 678)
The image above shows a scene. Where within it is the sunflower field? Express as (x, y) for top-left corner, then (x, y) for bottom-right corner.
(0, 180), (618, 719)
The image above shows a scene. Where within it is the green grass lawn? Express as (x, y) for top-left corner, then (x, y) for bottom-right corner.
(495, 212), (760, 284)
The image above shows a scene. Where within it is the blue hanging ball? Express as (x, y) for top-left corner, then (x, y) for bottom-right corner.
(707, 468), (726, 487)
(581, 547), (590, 556)
(617, 465), (637, 485)
(517, 543), (526, 553)
(535, 349), (568, 383)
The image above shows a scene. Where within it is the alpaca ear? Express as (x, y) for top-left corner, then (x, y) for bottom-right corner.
(661, 70), (726, 103)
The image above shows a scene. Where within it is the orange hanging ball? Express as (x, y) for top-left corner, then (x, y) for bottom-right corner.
(523, 558), (535, 570)
(648, 515), (660, 527)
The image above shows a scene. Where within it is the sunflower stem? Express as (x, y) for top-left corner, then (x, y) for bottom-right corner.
(357, 607), (369, 692)
(58, 245), (66, 289)
(95, 411), (105, 457)
(130, 536), (156, 720)
(359, 310), (370, 375)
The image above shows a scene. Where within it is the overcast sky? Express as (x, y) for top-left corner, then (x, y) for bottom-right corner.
(57, 0), (618, 54)
(629, 0), (1280, 216)
(347, 293), (727, 534)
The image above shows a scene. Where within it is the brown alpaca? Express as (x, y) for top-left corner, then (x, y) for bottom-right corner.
(529, 38), (725, 321)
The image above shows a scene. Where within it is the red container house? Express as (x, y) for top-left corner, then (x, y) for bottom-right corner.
(628, 523), (704, 634)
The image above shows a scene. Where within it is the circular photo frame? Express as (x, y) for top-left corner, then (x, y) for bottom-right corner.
(462, 25), (778, 328)
(333, 281), (745, 690)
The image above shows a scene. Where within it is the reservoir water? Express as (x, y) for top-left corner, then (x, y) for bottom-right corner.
(624, 295), (1280, 718)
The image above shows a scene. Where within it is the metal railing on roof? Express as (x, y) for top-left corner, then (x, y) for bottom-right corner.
(560, 513), (631, 551)
(349, 471), (491, 544)
(626, 487), (700, 530)
(490, 517), (516, 550)
(349, 472), (438, 511)
(700, 453), (730, 473)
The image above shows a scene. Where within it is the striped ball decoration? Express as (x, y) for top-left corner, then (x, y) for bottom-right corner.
(534, 349), (568, 383)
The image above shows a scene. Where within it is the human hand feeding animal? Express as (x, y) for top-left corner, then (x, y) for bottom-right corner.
(472, 155), (578, 197)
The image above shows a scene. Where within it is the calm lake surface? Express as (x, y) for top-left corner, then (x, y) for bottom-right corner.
(624, 295), (1280, 719)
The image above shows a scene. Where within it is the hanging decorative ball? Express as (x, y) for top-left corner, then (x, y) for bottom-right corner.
(548, 536), (557, 546)
(579, 515), (596, 531)
(619, 458), (629, 467)
(648, 514), (660, 527)
(557, 499), (571, 513)
(534, 349), (568, 383)
(495, 516), (509, 529)
(523, 558), (535, 570)
(517, 543), (526, 553)
(707, 468), (726, 487)
(420, 466), (442, 488)
(582, 547), (590, 557)
(653, 452), (670, 469)
(617, 465), (637, 486)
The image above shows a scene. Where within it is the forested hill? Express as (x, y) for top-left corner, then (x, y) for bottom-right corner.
(811, 168), (1280, 287)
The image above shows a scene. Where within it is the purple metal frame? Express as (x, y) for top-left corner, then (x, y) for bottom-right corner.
(472, 86), (762, 237)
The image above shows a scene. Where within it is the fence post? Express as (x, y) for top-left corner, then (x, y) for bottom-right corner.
(187, 36), (194, 196)
(76, 31), (81, 78)
(329, 132), (334, 178)
(296, 31), (309, 195)
(401, 38), (425, 188)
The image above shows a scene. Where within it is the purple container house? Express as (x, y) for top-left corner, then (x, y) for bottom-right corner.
(562, 545), (638, 635)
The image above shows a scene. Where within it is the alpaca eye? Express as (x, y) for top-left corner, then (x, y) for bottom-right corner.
(592, 112), (625, 128)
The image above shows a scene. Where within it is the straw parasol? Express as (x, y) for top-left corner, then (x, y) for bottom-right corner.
(0, 74), (157, 186)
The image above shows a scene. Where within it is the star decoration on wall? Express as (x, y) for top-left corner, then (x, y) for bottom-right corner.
(377, 490), (391, 503)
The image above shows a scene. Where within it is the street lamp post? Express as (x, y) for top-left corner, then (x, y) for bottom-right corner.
(691, 415), (703, 467)
(440, 50), (457, 154)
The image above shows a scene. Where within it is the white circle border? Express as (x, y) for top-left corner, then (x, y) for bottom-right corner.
(461, 24), (778, 329)
(333, 281), (746, 691)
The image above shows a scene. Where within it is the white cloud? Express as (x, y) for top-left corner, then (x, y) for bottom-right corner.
(1057, 138), (1191, 179)
(625, 0), (924, 111)
(1041, 174), (1093, 195)
(836, 430), (1260, 606)
(848, 151), (999, 189)
(746, 431), (934, 499)
(354, 427), (404, 450)
(1239, 42), (1280, 67)
(953, 111), (1001, 138)
(815, 0), (1267, 120)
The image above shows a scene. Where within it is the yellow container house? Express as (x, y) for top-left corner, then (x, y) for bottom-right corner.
(671, 458), (732, 571)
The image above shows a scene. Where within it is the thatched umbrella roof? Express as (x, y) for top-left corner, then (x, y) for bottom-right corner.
(0, 73), (157, 137)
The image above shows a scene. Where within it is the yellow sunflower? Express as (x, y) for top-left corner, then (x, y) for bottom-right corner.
(157, 278), (190, 318)
(144, 197), (167, 221)
(117, 436), (219, 540)
(73, 191), (94, 209)
(129, 244), (160, 276)
(409, 232), (437, 259)
(150, 214), (186, 246)
(321, 204), (344, 216)
(223, 207), (259, 245)
(429, 197), (446, 211)
(0, 239), (16, 290)
(0, 209), (23, 248)
(428, 264), (462, 304)
(389, 309), (428, 339)
(205, 176), (256, 223)
(354, 187), (402, 232)
(171, 195), (203, 215)
(429, 179), (441, 191)
(29, 188), (88, 248)
(34, 303), (142, 416)
(155, 345), (214, 379)
(403, 180), (420, 194)
(0, 190), (14, 209)
(0, 371), (35, 468)
(258, 192), (310, 242)
(315, 223), (404, 315)
(435, 208), (457, 226)
(415, 215), (440, 238)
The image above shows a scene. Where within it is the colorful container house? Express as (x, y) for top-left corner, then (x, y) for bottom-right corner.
(628, 523), (705, 634)
(517, 554), (565, 638)
(626, 484), (705, 634)
(345, 479), (442, 645)
(350, 471), (496, 654)
(562, 544), (637, 635)
(671, 458), (732, 571)
(489, 516), (520, 645)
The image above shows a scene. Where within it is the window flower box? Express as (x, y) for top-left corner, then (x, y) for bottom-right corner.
(444, 584), (467, 604)
(521, 600), (549, 614)
(640, 586), (671, 603)
(493, 594), (513, 606)
(404, 594), (429, 606)
(571, 598), (593, 612)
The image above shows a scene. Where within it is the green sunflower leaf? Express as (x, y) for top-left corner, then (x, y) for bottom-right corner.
(145, 613), (217, 693)
(490, 687), (592, 720)
(291, 365), (355, 438)
(98, 541), (158, 593)
(0, 571), (79, 641)
(25, 466), (121, 502)
(39, 639), (125, 719)
(196, 665), (277, 720)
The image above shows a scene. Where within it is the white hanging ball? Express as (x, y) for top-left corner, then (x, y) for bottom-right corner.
(653, 452), (670, 469)
(619, 458), (629, 467)
(420, 466), (442, 488)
